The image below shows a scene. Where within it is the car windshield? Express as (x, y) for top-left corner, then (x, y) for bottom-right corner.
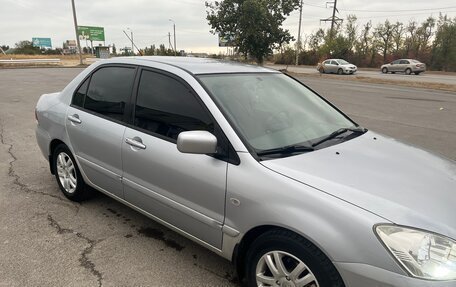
(338, 60), (349, 65)
(198, 73), (357, 154)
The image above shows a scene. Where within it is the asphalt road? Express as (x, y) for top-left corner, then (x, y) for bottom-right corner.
(271, 64), (456, 86)
(0, 68), (455, 286)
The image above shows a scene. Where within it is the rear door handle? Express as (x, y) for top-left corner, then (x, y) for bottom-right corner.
(68, 114), (82, 124)
(125, 137), (146, 150)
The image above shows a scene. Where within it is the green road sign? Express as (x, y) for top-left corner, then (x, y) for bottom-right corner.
(32, 37), (52, 48)
(77, 26), (105, 41)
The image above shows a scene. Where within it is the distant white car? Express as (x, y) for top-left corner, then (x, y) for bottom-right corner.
(317, 59), (357, 74)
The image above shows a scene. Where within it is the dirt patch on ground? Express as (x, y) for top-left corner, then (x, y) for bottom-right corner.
(287, 71), (456, 93)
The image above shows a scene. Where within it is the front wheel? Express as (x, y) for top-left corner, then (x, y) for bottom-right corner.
(53, 144), (91, 201)
(381, 67), (388, 74)
(337, 68), (343, 75)
(245, 229), (345, 287)
(318, 67), (325, 74)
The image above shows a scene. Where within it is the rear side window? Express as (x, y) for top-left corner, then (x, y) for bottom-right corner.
(72, 77), (89, 107)
(83, 66), (136, 121)
(134, 70), (214, 141)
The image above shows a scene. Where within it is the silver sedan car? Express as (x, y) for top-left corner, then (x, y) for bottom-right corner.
(381, 59), (426, 75)
(36, 57), (456, 287)
(317, 59), (357, 74)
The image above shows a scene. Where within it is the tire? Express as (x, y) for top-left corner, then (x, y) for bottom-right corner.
(337, 68), (343, 75)
(52, 144), (91, 202)
(319, 67), (325, 74)
(245, 229), (344, 287)
(391, 72), (396, 74)
(405, 68), (412, 75)
(414, 72), (421, 75)
(381, 67), (388, 74)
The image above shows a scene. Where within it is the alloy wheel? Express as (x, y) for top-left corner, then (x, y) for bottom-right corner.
(256, 250), (319, 287)
(56, 152), (77, 194)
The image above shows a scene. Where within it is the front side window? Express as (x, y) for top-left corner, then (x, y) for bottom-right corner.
(134, 70), (214, 141)
(84, 66), (136, 121)
(198, 73), (357, 153)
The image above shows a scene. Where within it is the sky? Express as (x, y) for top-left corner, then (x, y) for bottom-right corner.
(1, 0), (455, 54)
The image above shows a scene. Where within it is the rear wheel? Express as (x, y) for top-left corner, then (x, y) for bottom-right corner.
(405, 68), (412, 75)
(414, 72), (421, 75)
(381, 67), (388, 74)
(245, 229), (344, 287)
(52, 144), (91, 201)
(337, 68), (343, 75)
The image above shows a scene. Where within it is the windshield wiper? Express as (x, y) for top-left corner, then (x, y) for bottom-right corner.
(257, 144), (314, 157)
(312, 127), (367, 148)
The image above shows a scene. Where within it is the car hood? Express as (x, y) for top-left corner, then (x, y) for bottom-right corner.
(261, 131), (456, 239)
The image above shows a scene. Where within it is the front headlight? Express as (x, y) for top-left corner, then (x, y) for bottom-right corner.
(376, 225), (456, 280)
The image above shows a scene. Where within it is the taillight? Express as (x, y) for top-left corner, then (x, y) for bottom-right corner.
(416, 64), (420, 67)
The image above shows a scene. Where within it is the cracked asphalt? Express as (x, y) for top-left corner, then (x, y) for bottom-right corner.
(0, 68), (236, 287)
(0, 67), (455, 287)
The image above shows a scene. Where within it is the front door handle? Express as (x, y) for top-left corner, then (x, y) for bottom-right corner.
(68, 114), (82, 124)
(125, 137), (146, 150)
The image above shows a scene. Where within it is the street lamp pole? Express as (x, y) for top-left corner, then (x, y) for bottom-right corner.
(295, 0), (303, 66)
(169, 19), (177, 56)
(71, 0), (83, 65)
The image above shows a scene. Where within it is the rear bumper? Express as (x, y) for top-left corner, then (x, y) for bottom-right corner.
(336, 262), (455, 287)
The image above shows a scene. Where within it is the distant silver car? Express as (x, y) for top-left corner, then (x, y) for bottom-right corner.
(317, 59), (357, 74)
(381, 59), (426, 75)
(36, 57), (456, 287)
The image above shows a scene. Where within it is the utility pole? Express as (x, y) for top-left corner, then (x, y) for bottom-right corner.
(295, 0), (303, 66)
(71, 0), (83, 65)
(320, 0), (343, 42)
(169, 19), (177, 56)
(127, 28), (134, 55)
(168, 32), (174, 51)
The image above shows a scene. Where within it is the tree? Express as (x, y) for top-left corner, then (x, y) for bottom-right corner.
(0, 45), (9, 53)
(374, 20), (395, 63)
(431, 15), (456, 71)
(14, 40), (41, 55)
(206, 0), (300, 63)
(391, 21), (404, 57)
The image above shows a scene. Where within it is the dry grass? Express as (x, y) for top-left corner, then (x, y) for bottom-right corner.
(287, 72), (456, 93)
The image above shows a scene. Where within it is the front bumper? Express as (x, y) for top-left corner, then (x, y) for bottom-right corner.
(336, 262), (455, 287)
(344, 68), (357, 74)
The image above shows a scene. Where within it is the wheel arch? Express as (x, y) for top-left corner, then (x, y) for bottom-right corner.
(232, 224), (338, 283)
(48, 139), (67, 174)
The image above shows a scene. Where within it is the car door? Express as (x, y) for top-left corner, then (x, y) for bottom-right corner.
(400, 60), (410, 72)
(66, 65), (136, 198)
(330, 60), (339, 73)
(390, 60), (400, 72)
(122, 68), (228, 249)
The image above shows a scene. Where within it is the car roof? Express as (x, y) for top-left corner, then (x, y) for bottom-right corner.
(104, 56), (277, 75)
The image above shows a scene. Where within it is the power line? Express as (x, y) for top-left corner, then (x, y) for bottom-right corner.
(338, 6), (456, 13)
(320, 0), (343, 41)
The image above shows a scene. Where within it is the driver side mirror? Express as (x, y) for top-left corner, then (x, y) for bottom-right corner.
(177, 131), (217, 154)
